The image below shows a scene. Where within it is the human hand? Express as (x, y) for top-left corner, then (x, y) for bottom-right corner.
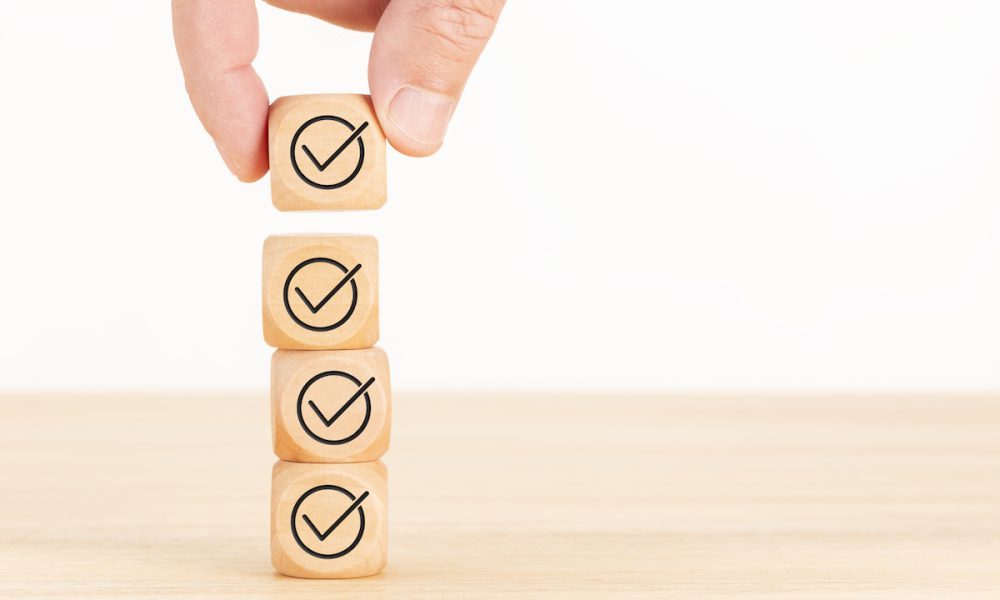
(172, 0), (505, 181)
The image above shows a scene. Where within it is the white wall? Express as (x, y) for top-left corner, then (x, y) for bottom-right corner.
(1, 1), (999, 392)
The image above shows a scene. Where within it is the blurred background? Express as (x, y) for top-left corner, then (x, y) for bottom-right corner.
(1, 1), (999, 393)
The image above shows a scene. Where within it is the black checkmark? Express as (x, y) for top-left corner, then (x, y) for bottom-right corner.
(301, 491), (370, 541)
(294, 264), (362, 315)
(301, 121), (369, 172)
(307, 377), (376, 427)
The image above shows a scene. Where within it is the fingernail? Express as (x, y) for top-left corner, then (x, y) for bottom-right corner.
(214, 139), (242, 178)
(388, 87), (456, 146)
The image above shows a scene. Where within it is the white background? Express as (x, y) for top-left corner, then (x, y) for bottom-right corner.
(1, 2), (999, 392)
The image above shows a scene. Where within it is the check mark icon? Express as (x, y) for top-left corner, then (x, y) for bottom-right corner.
(294, 264), (362, 314)
(301, 491), (370, 541)
(301, 121), (369, 172)
(307, 377), (376, 427)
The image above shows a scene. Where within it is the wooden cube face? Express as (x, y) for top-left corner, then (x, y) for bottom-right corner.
(272, 348), (391, 463)
(262, 235), (378, 350)
(271, 460), (388, 579)
(269, 94), (387, 211)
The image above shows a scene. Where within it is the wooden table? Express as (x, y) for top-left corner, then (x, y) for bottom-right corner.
(1, 393), (998, 598)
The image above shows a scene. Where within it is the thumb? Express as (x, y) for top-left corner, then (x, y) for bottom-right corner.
(368, 0), (505, 156)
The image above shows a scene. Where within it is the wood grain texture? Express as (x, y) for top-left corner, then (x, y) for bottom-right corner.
(262, 234), (379, 350)
(271, 460), (388, 578)
(272, 348), (391, 463)
(0, 392), (998, 598)
(269, 94), (387, 211)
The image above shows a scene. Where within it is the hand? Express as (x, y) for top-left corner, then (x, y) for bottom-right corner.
(172, 0), (505, 181)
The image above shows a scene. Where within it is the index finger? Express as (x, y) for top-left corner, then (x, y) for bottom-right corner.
(172, 0), (269, 181)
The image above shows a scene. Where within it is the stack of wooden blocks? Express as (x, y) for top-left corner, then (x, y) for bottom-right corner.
(262, 94), (390, 579)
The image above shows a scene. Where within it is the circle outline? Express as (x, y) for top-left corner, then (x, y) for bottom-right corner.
(290, 115), (366, 190)
(296, 370), (373, 445)
(290, 484), (366, 559)
(282, 257), (359, 332)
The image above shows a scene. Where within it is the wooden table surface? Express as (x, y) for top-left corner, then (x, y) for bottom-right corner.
(0, 392), (998, 598)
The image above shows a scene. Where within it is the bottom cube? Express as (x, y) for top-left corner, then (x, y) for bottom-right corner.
(271, 460), (388, 578)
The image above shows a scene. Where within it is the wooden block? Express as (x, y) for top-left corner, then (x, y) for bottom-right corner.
(269, 94), (387, 211)
(271, 460), (388, 579)
(271, 348), (391, 463)
(262, 234), (378, 350)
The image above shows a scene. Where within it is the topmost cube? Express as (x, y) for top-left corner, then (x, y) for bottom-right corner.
(269, 94), (387, 211)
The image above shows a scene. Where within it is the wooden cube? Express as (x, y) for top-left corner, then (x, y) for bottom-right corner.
(272, 348), (391, 463)
(262, 234), (378, 350)
(271, 460), (388, 579)
(269, 94), (387, 211)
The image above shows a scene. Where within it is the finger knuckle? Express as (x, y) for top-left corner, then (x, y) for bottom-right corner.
(414, 0), (501, 54)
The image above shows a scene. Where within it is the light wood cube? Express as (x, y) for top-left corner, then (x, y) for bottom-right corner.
(269, 94), (387, 211)
(262, 235), (378, 350)
(272, 348), (391, 463)
(272, 460), (388, 579)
